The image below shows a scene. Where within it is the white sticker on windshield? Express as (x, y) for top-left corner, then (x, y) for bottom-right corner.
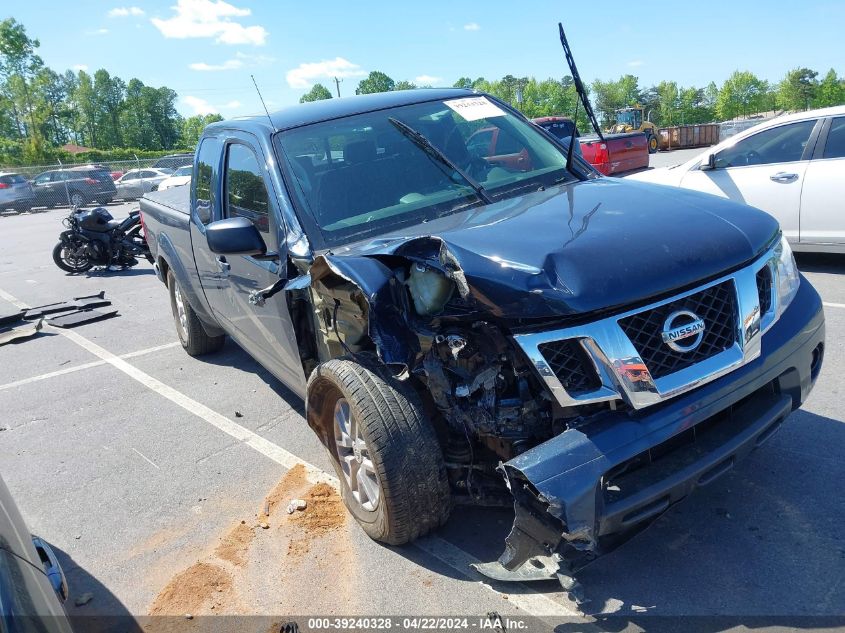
(444, 96), (506, 121)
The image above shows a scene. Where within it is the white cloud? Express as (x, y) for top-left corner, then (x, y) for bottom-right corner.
(188, 51), (274, 72)
(109, 6), (144, 17)
(415, 75), (442, 86)
(463, 22), (480, 31)
(151, 0), (268, 46)
(286, 57), (365, 89)
(181, 95), (241, 115)
(72, 64), (88, 71)
(189, 59), (244, 71)
(235, 51), (275, 64)
(86, 28), (110, 35)
(627, 60), (644, 67)
(182, 96), (217, 115)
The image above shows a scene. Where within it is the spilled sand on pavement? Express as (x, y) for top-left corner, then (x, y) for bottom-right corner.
(145, 464), (355, 620)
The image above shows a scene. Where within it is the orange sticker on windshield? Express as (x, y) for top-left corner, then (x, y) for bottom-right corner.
(444, 96), (506, 121)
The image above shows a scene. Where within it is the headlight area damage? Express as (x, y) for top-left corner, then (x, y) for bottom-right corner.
(288, 235), (625, 591)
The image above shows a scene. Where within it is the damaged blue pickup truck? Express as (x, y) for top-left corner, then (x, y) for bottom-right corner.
(140, 88), (825, 587)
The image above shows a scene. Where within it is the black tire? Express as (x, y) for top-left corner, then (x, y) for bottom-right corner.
(647, 133), (658, 154)
(97, 197), (113, 205)
(307, 358), (451, 545)
(68, 190), (85, 207)
(167, 269), (225, 356)
(52, 240), (93, 273)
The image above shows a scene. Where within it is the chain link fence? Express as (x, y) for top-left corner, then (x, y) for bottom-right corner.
(1, 154), (193, 214)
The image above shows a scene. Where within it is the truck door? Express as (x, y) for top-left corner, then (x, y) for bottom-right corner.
(190, 136), (229, 316)
(799, 116), (845, 246)
(215, 135), (306, 392)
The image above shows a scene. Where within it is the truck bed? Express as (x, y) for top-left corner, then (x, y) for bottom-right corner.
(142, 187), (190, 215)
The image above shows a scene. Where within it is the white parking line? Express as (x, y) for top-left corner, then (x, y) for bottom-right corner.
(823, 302), (845, 309)
(0, 342), (180, 392)
(0, 286), (580, 618)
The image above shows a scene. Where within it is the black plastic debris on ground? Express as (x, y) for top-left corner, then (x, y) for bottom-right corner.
(0, 309), (26, 327)
(24, 291), (111, 319)
(48, 308), (119, 329)
(0, 290), (118, 339)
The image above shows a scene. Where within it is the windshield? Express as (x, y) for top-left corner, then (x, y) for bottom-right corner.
(616, 109), (642, 129)
(275, 96), (576, 248)
(174, 165), (192, 176)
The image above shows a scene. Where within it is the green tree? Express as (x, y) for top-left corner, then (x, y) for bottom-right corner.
(0, 18), (45, 156)
(453, 77), (473, 90)
(94, 69), (125, 147)
(815, 68), (845, 107)
(299, 83), (332, 103)
(716, 70), (767, 120)
(656, 80), (679, 126)
(394, 80), (417, 90)
(72, 70), (98, 146)
(180, 113), (222, 148)
(33, 67), (69, 145)
(590, 75), (640, 127)
(355, 71), (395, 95)
(776, 67), (818, 111)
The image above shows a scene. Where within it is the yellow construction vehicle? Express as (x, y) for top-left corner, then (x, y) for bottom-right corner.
(608, 105), (659, 153)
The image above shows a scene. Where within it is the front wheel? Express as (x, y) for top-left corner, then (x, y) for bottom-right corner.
(307, 359), (451, 545)
(647, 133), (659, 154)
(167, 269), (225, 356)
(52, 240), (92, 273)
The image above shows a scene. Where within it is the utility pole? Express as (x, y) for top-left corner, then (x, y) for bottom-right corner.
(333, 76), (343, 98)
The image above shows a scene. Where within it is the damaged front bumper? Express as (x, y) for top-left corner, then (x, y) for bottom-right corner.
(477, 278), (825, 582)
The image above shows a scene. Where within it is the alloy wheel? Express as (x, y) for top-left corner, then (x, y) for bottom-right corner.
(333, 397), (380, 512)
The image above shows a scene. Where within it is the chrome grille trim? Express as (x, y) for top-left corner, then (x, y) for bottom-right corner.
(514, 243), (784, 410)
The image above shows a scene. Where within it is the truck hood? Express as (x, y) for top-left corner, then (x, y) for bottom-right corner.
(336, 178), (779, 321)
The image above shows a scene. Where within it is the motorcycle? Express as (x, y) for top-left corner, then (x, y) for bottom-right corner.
(52, 206), (153, 273)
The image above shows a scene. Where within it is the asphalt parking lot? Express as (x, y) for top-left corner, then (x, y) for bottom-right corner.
(1, 198), (844, 629)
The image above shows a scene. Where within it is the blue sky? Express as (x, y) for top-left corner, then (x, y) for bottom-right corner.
(9, 0), (845, 118)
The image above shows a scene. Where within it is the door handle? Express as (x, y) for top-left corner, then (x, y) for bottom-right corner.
(216, 256), (230, 274)
(770, 172), (798, 183)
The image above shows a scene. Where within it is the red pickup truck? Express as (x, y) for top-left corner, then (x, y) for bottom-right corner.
(532, 116), (649, 176)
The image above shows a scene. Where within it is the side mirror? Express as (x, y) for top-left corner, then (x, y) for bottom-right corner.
(206, 217), (266, 256)
(700, 153), (716, 171)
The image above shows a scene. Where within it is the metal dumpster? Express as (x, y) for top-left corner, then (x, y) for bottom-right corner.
(658, 124), (720, 151)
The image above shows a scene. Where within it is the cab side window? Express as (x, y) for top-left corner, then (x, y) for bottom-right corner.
(195, 137), (220, 224)
(715, 120), (816, 168)
(822, 117), (845, 159)
(224, 143), (276, 251)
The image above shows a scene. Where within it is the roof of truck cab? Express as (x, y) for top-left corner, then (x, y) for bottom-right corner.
(207, 88), (479, 134)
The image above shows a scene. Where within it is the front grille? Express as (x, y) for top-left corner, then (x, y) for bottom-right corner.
(538, 339), (602, 395)
(618, 280), (737, 380)
(756, 265), (773, 315)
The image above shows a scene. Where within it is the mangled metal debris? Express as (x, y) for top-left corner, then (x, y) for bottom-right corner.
(0, 318), (43, 346)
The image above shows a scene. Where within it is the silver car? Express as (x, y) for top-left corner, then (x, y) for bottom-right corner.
(114, 168), (172, 200)
(0, 172), (35, 211)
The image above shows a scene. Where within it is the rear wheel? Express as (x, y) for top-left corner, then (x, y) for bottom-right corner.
(307, 358), (451, 545)
(52, 240), (92, 273)
(167, 269), (225, 356)
(647, 133), (658, 154)
(68, 190), (84, 208)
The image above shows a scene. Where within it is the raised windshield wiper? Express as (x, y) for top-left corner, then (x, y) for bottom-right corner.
(388, 117), (492, 204)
